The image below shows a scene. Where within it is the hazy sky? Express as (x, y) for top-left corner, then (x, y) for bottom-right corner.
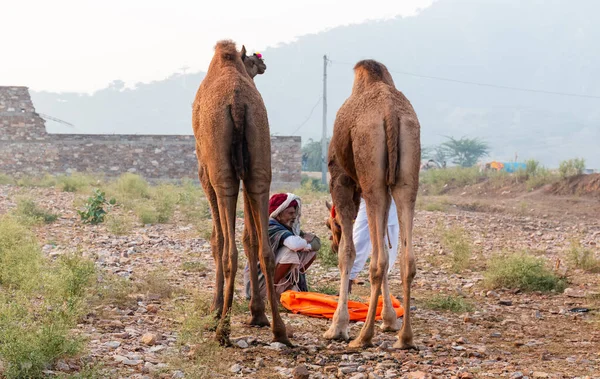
(2, 0), (433, 93)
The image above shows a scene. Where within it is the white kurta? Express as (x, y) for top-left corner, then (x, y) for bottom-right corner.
(349, 197), (399, 280)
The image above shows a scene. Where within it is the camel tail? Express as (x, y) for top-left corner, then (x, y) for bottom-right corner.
(384, 113), (400, 186)
(229, 102), (249, 180)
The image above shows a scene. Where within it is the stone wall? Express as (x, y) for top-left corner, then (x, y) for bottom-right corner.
(0, 86), (301, 188)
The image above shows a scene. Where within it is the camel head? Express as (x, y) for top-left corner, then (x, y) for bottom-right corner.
(240, 45), (266, 79)
(325, 201), (341, 254)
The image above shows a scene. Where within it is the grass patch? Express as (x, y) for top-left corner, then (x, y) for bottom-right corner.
(419, 167), (485, 195)
(0, 216), (97, 378)
(105, 213), (134, 235)
(14, 198), (59, 225)
(423, 294), (474, 312)
(484, 252), (566, 292)
(15, 174), (57, 188)
(55, 173), (102, 193)
(439, 225), (472, 272)
(311, 283), (338, 295)
(0, 173), (15, 185)
(94, 274), (137, 309)
(567, 240), (600, 273)
(170, 293), (230, 377)
(181, 261), (207, 273)
(318, 239), (338, 268)
(136, 269), (175, 300)
(135, 203), (159, 225)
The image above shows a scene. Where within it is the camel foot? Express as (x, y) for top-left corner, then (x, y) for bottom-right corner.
(245, 313), (270, 328)
(272, 333), (294, 347)
(215, 331), (231, 347)
(380, 319), (401, 333)
(323, 324), (349, 341)
(348, 337), (373, 349)
(392, 339), (418, 350)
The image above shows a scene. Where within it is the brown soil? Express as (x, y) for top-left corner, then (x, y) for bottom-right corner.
(1, 183), (599, 379)
(547, 174), (600, 199)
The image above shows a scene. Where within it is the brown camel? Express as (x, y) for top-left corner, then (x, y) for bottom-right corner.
(191, 40), (290, 346)
(323, 59), (421, 349)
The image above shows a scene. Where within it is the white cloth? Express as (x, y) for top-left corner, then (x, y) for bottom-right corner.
(283, 235), (312, 251)
(349, 197), (399, 280)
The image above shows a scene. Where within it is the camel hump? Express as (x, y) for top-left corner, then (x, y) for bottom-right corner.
(229, 99), (249, 181)
(354, 60), (395, 87)
(214, 40), (239, 62)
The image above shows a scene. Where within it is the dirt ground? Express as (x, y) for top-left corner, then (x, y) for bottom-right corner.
(0, 178), (599, 379)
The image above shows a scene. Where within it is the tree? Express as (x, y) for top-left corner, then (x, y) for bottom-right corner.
(302, 138), (327, 171)
(442, 136), (490, 167)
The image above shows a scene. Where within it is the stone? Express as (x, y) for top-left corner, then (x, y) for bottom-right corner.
(236, 339), (249, 349)
(172, 371), (185, 378)
(532, 372), (549, 378)
(146, 304), (159, 313)
(255, 358), (265, 368)
(269, 342), (288, 350)
(55, 361), (71, 372)
(230, 364), (242, 373)
(105, 341), (121, 349)
(564, 288), (586, 298)
(511, 372), (524, 379)
(339, 366), (358, 375)
(293, 364), (310, 379)
(150, 345), (166, 353)
(350, 374), (367, 379)
(113, 355), (128, 363)
(408, 371), (427, 379)
(141, 333), (157, 346)
(123, 359), (143, 366)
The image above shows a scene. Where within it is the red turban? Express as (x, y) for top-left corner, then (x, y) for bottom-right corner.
(269, 193), (298, 216)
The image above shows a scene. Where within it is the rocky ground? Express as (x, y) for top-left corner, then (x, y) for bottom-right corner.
(0, 182), (599, 379)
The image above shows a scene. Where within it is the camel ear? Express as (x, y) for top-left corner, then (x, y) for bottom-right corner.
(325, 200), (332, 211)
(240, 45), (247, 61)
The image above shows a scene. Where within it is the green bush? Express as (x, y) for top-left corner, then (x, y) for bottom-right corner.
(78, 189), (115, 225)
(15, 198), (59, 225)
(559, 158), (585, 178)
(440, 225), (472, 272)
(0, 216), (97, 378)
(484, 252), (566, 292)
(567, 240), (600, 273)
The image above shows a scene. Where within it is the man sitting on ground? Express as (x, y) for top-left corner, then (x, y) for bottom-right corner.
(244, 192), (321, 300)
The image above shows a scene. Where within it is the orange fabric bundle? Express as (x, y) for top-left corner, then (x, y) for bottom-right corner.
(280, 291), (404, 321)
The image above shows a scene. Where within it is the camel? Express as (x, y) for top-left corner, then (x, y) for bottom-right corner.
(191, 40), (290, 346)
(323, 59), (421, 349)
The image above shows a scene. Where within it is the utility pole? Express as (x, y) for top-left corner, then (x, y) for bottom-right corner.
(321, 55), (328, 185)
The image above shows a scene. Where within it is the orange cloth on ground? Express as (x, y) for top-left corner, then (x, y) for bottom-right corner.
(280, 291), (404, 321)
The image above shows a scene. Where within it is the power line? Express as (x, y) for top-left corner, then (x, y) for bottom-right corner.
(328, 60), (600, 100)
(290, 96), (322, 135)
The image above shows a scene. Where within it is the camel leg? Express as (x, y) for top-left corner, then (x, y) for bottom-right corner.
(349, 190), (390, 348)
(380, 273), (401, 332)
(247, 189), (292, 346)
(199, 166), (224, 319)
(324, 183), (357, 341)
(391, 186), (418, 351)
(214, 185), (240, 346)
(242, 190), (269, 327)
